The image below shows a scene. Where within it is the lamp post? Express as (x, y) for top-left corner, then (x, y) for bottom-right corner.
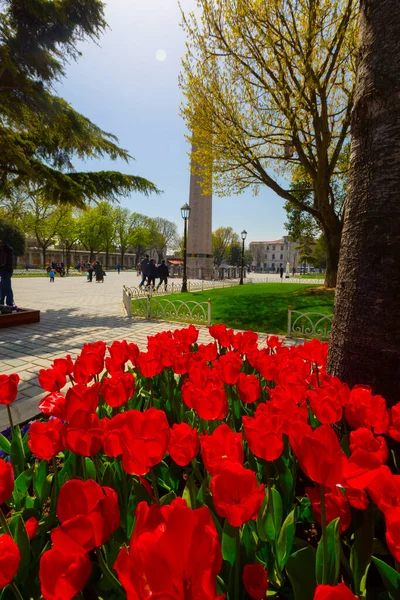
(240, 229), (247, 285)
(181, 203), (191, 293)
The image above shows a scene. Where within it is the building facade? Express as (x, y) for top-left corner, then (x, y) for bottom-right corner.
(249, 236), (300, 272)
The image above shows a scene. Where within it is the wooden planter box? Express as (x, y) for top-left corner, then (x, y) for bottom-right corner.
(0, 308), (40, 328)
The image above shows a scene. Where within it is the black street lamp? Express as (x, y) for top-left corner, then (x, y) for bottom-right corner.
(181, 203), (191, 292)
(240, 229), (247, 285)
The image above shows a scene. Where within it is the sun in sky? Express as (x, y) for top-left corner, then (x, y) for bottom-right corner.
(156, 49), (167, 62)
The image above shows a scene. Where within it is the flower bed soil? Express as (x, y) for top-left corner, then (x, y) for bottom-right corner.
(0, 308), (40, 328)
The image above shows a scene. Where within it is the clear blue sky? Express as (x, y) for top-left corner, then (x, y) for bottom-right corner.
(58, 0), (287, 243)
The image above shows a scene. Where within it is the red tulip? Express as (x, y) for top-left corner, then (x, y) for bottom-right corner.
(344, 487), (369, 510)
(38, 367), (66, 393)
(40, 548), (91, 600)
(174, 324), (199, 348)
(0, 374), (19, 405)
(197, 343), (218, 362)
(290, 424), (346, 487)
(215, 350), (242, 385)
(345, 385), (388, 434)
(64, 410), (103, 456)
(53, 479), (120, 555)
(237, 372), (261, 404)
(73, 356), (94, 385)
(25, 516), (39, 539)
(243, 563), (268, 600)
(38, 392), (66, 419)
(367, 465), (400, 515)
(385, 507), (400, 562)
(266, 335), (283, 351)
(108, 340), (130, 366)
(232, 330), (259, 355)
(387, 402), (400, 441)
(114, 499), (222, 599)
(192, 383), (228, 421)
(210, 463), (265, 527)
(28, 418), (64, 460)
(120, 408), (170, 476)
(0, 459), (14, 504)
(342, 448), (381, 489)
(314, 583), (357, 599)
(101, 372), (135, 408)
(136, 350), (162, 378)
(208, 323), (233, 348)
(127, 342), (140, 366)
(308, 386), (343, 424)
(200, 424), (244, 475)
(349, 428), (388, 464)
(171, 353), (189, 375)
(0, 534), (20, 590)
(243, 405), (284, 462)
(103, 413), (125, 458)
(306, 486), (351, 533)
(168, 423), (198, 466)
(52, 356), (74, 377)
(64, 383), (100, 421)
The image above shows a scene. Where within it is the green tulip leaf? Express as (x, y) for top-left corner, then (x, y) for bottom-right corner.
(0, 433), (11, 455)
(286, 545), (317, 600)
(277, 508), (297, 569)
(372, 556), (400, 599)
(351, 503), (374, 597)
(222, 519), (238, 566)
(316, 518), (340, 586)
(10, 425), (25, 475)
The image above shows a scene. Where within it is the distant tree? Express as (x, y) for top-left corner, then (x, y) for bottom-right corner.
(23, 198), (70, 266)
(55, 210), (80, 271)
(0, 219), (25, 258)
(228, 242), (242, 267)
(114, 208), (132, 268)
(76, 207), (109, 262)
(153, 218), (179, 260)
(212, 227), (240, 266)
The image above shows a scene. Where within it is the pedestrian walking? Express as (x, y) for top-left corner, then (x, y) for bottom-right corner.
(0, 239), (14, 306)
(280, 266), (284, 279)
(292, 266), (296, 277)
(145, 259), (157, 288)
(116, 263), (121, 274)
(49, 269), (55, 283)
(139, 255), (150, 287)
(157, 260), (169, 291)
(87, 263), (93, 282)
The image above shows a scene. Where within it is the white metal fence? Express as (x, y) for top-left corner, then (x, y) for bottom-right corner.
(287, 307), (333, 339)
(127, 294), (211, 326)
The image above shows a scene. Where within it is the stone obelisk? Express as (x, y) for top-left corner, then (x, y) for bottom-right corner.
(187, 144), (214, 279)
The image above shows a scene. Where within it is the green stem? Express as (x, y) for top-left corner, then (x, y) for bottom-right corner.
(150, 468), (160, 503)
(81, 455), (88, 481)
(320, 485), (328, 585)
(6, 405), (14, 434)
(192, 460), (204, 485)
(95, 547), (122, 590)
(0, 507), (11, 536)
(188, 474), (196, 509)
(9, 582), (24, 600)
(235, 527), (241, 600)
(94, 455), (102, 484)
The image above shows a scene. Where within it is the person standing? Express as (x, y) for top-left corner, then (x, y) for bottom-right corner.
(87, 263), (93, 282)
(157, 260), (169, 291)
(49, 269), (55, 283)
(146, 259), (157, 288)
(139, 255), (150, 287)
(292, 266), (296, 277)
(0, 240), (14, 306)
(279, 266), (284, 279)
(116, 263), (121, 274)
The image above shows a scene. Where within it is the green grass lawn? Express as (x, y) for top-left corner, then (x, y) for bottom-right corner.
(160, 283), (335, 334)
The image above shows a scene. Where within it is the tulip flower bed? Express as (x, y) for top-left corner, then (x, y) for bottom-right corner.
(0, 324), (400, 600)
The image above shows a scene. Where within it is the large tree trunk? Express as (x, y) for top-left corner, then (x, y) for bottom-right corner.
(327, 0), (400, 406)
(323, 225), (342, 288)
(42, 247), (47, 268)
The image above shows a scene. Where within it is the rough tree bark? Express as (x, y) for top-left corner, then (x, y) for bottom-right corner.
(327, 0), (400, 405)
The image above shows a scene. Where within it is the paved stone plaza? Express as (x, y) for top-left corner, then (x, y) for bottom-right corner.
(0, 272), (278, 428)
